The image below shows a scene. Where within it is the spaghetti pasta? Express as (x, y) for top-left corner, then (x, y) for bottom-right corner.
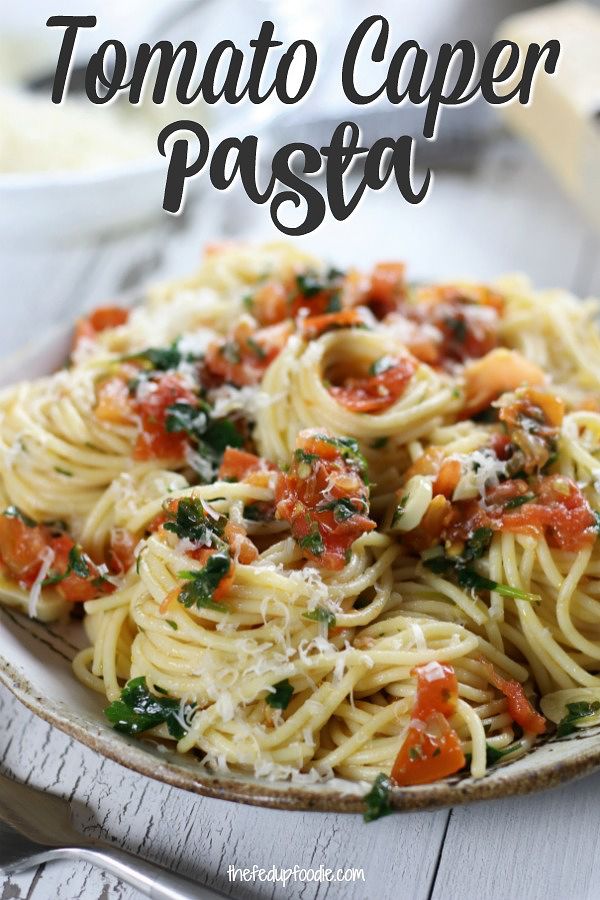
(2, 242), (600, 798)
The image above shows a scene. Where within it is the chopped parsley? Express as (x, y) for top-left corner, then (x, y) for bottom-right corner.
(444, 315), (468, 343)
(165, 400), (243, 479)
(54, 466), (73, 477)
(166, 619), (178, 631)
(316, 497), (363, 522)
(303, 606), (336, 628)
(265, 679), (294, 710)
(298, 528), (325, 557)
(163, 497), (226, 547)
(363, 773), (393, 822)
(295, 268), (343, 300)
(43, 545), (91, 586)
(246, 337), (266, 359)
(177, 551), (231, 611)
(123, 342), (184, 372)
(424, 542), (540, 604)
(104, 676), (192, 738)
(556, 700), (600, 737)
(485, 741), (523, 765)
(370, 436), (389, 450)
(505, 494), (535, 510)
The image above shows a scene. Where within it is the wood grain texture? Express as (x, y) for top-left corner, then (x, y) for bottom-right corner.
(1, 138), (600, 900)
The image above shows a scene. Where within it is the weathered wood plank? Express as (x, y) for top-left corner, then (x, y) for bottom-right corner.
(1, 685), (448, 900)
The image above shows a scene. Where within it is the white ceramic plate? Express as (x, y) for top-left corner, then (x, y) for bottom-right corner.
(1, 326), (600, 813)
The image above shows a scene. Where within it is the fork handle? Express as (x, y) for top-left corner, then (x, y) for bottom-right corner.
(45, 845), (226, 899)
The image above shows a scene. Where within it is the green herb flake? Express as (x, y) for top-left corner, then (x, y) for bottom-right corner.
(363, 773), (393, 822)
(265, 679), (294, 710)
(104, 676), (192, 739)
(54, 466), (73, 477)
(166, 620), (178, 631)
(316, 497), (363, 522)
(246, 337), (266, 360)
(505, 494), (535, 510)
(163, 497), (226, 546)
(370, 436), (389, 450)
(557, 700), (600, 737)
(298, 529), (325, 557)
(303, 606), (336, 628)
(178, 551), (231, 611)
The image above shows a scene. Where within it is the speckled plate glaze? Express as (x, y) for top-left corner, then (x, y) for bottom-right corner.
(1, 327), (600, 814)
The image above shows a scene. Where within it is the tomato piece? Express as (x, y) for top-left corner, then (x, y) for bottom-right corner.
(0, 514), (49, 585)
(133, 373), (197, 461)
(74, 306), (129, 349)
(328, 356), (416, 413)
(275, 429), (375, 570)
(391, 712), (466, 786)
(205, 321), (291, 387)
(501, 476), (596, 551)
(0, 512), (113, 602)
(391, 661), (464, 786)
(432, 458), (462, 499)
(48, 534), (113, 603)
(299, 308), (367, 340)
(249, 281), (289, 326)
(413, 661), (459, 719)
(462, 349), (545, 418)
(363, 262), (406, 318)
(480, 659), (546, 735)
(224, 521), (258, 564)
(218, 448), (270, 481)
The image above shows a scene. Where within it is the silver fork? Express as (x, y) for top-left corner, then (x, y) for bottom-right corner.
(0, 772), (227, 899)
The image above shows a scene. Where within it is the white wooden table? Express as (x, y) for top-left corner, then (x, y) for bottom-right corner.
(2, 137), (600, 900)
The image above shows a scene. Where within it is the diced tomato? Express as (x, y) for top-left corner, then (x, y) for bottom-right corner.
(391, 661), (465, 786)
(412, 660), (459, 719)
(0, 512), (113, 602)
(432, 458), (462, 499)
(74, 306), (129, 349)
(0, 514), (50, 585)
(439, 475), (596, 554)
(205, 321), (292, 387)
(499, 475), (596, 552)
(249, 281), (289, 326)
(299, 308), (367, 340)
(462, 349), (546, 418)
(490, 432), (512, 460)
(133, 373), (198, 461)
(49, 534), (113, 603)
(224, 521), (258, 564)
(218, 448), (270, 481)
(480, 659), (546, 735)
(275, 429), (375, 570)
(391, 712), (466, 786)
(328, 356), (416, 413)
(363, 262), (406, 318)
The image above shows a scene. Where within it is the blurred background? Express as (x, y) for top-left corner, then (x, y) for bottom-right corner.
(0, 0), (599, 351)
